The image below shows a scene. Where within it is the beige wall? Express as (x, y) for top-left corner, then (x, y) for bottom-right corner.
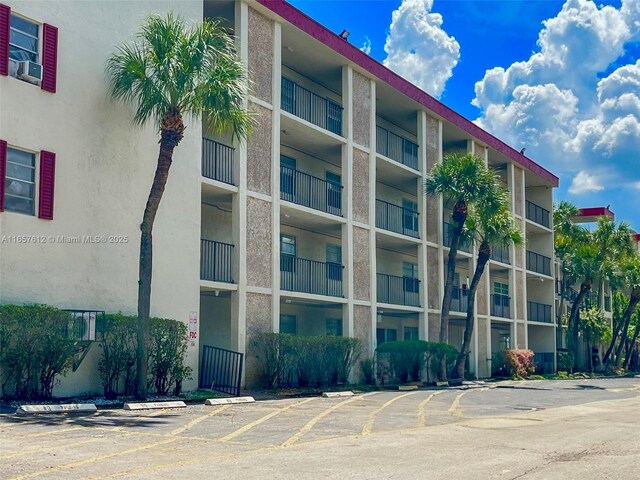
(427, 247), (440, 309)
(201, 203), (233, 244)
(200, 294), (232, 352)
(354, 305), (372, 357)
(279, 303), (343, 336)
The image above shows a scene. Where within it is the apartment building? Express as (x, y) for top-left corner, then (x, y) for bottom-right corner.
(0, 0), (558, 396)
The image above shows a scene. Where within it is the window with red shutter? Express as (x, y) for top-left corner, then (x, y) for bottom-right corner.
(0, 4), (9, 76)
(41, 23), (57, 93)
(38, 150), (55, 219)
(0, 140), (7, 211)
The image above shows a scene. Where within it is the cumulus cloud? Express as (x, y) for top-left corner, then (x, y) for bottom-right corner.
(473, 0), (640, 191)
(569, 171), (605, 194)
(382, 0), (460, 98)
(360, 37), (372, 55)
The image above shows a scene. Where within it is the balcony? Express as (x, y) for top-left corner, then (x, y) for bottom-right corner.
(451, 287), (469, 313)
(280, 166), (342, 216)
(377, 273), (420, 307)
(491, 294), (511, 318)
(527, 250), (552, 276)
(443, 221), (472, 253)
(376, 125), (419, 170)
(525, 200), (550, 228)
(202, 138), (234, 185)
(375, 199), (419, 238)
(528, 301), (553, 323)
(491, 244), (510, 264)
(280, 255), (343, 297)
(281, 77), (342, 135)
(201, 239), (234, 283)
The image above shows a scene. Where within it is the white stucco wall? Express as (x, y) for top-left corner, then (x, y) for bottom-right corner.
(0, 0), (203, 396)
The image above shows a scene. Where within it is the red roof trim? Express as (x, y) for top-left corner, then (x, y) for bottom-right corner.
(576, 207), (615, 219)
(633, 233), (640, 241)
(255, 0), (559, 186)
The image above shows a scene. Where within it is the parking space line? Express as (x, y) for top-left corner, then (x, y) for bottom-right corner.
(448, 388), (488, 418)
(282, 392), (378, 447)
(169, 405), (230, 436)
(361, 391), (420, 435)
(219, 397), (317, 442)
(417, 391), (444, 427)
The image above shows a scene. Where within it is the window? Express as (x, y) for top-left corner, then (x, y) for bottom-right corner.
(326, 318), (342, 336)
(325, 171), (341, 211)
(402, 198), (418, 235)
(9, 14), (39, 63)
(280, 315), (297, 335)
(280, 234), (296, 272)
(326, 243), (342, 281)
(494, 282), (509, 296)
(280, 155), (296, 198)
(376, 328), (397, 345)
(403, 262), (419, 294)
(5, 147), (35, 215)
(404, 326), (419, 341)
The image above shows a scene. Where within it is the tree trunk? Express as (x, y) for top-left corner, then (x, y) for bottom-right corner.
(603, 307), (625, 365)
(623, 309), (640, 369)
(439, 199), (467, 381)
(452, 242), (490, 379)
(568, 281), (590, 371)
(613, 291), (640, 367)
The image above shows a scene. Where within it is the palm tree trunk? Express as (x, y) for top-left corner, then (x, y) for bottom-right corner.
(136, 141), (175, 399)
(613, 292), (640, 367)
(568, 282), (590, 371)
(452, 244), (490, 379)
(439, 200), (467, 381)
(603, 310), (624, 365)
(623, 315), (640, 369)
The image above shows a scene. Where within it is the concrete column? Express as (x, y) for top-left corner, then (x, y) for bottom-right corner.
(271, 21), (282, 333)
(417, 111), (428, 340)
(342, 65), (355, 338)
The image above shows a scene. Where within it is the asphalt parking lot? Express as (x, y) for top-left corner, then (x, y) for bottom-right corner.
(1, 377), (640, 479)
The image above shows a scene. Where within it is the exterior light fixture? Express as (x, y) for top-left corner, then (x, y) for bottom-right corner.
(339, 29), (350, 40)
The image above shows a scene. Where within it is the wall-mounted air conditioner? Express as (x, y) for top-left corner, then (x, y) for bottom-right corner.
(17, 61), (42, 84)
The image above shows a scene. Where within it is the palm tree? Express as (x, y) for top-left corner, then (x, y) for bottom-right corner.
(425, 153), (501, 380)
(107, 14), (252, 399)
(451, 190), (523, 379)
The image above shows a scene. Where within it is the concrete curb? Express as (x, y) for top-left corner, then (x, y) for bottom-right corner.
(16, 404), (97, 415)
(123, 401), (187, 410)
(205, 396), (255, 405)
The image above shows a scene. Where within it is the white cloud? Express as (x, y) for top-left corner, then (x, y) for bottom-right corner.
(360, 37), (372, 55)
(382, 0), (460, 98)
(569, 171), (605, 194)
(473, 0), (640, 191)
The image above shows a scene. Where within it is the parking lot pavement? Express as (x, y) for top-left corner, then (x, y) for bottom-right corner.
(1, 377), (640, 479)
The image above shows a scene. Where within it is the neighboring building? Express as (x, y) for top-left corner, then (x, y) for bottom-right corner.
(0, 0), (558, 396)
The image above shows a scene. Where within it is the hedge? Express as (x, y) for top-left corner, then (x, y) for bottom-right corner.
(376, 341), (457, 384)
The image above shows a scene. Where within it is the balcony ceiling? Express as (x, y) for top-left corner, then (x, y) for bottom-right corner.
(281, 205), (343, 236)
(375, 82), (418, 135)
(280, 114), (343, 162)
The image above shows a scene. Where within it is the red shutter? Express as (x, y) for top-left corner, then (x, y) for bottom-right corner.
(0, 4), (10, 77)
(0, 140), (6, 211)
(38, 150), (55, 219)
(41, 23), (57, 93)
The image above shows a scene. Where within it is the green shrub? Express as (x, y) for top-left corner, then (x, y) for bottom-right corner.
(557, 350), (574, 373)
(252, 333), (361, 389)
(376, 341), (457, 384)
(98, 314), (137, 398)
(0, 305), (76, 399)
(148, 318), (192, 396)
(359, 358), (375, 385)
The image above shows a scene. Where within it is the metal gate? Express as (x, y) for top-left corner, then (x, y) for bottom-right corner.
(199, 345), (244, 396)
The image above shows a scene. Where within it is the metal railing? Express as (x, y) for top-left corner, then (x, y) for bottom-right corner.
(281, 77), (343, 135)
(491, 294), (511, 318)
(201, 239), (234, 283)
(280, 255), (344, 297)
(375, 199), (419, 238)
(534, 352), (555, 374)
(62, 309), (106, 342)
(491, 244), (510, 264)
(202, 138), (234, 185)
(525, 200), (550, 228)
(280, 166), (342, 216)
(375, 125), (419, 170)
(377, 273), (420, 307)
(443, 221), (472, 253)
(528, 301), (553, 323)
(199, 345), (244, 396)
(527, 250), (552, 276)
(604, 295), (611, 312)
(451, 287), (469, 313)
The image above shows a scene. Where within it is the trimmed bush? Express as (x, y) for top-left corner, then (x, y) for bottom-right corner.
(252, 333), (361, 389)
(376, 341), (457, 384)
(557, 350), (574, 373)
(99, 315), (192, 396)
(0, 305), (76, 399)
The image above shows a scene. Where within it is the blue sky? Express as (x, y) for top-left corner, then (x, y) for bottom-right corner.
(289, 0), (640, 231)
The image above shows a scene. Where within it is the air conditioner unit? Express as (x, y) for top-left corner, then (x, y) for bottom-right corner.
(17, 60), (42, 84)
